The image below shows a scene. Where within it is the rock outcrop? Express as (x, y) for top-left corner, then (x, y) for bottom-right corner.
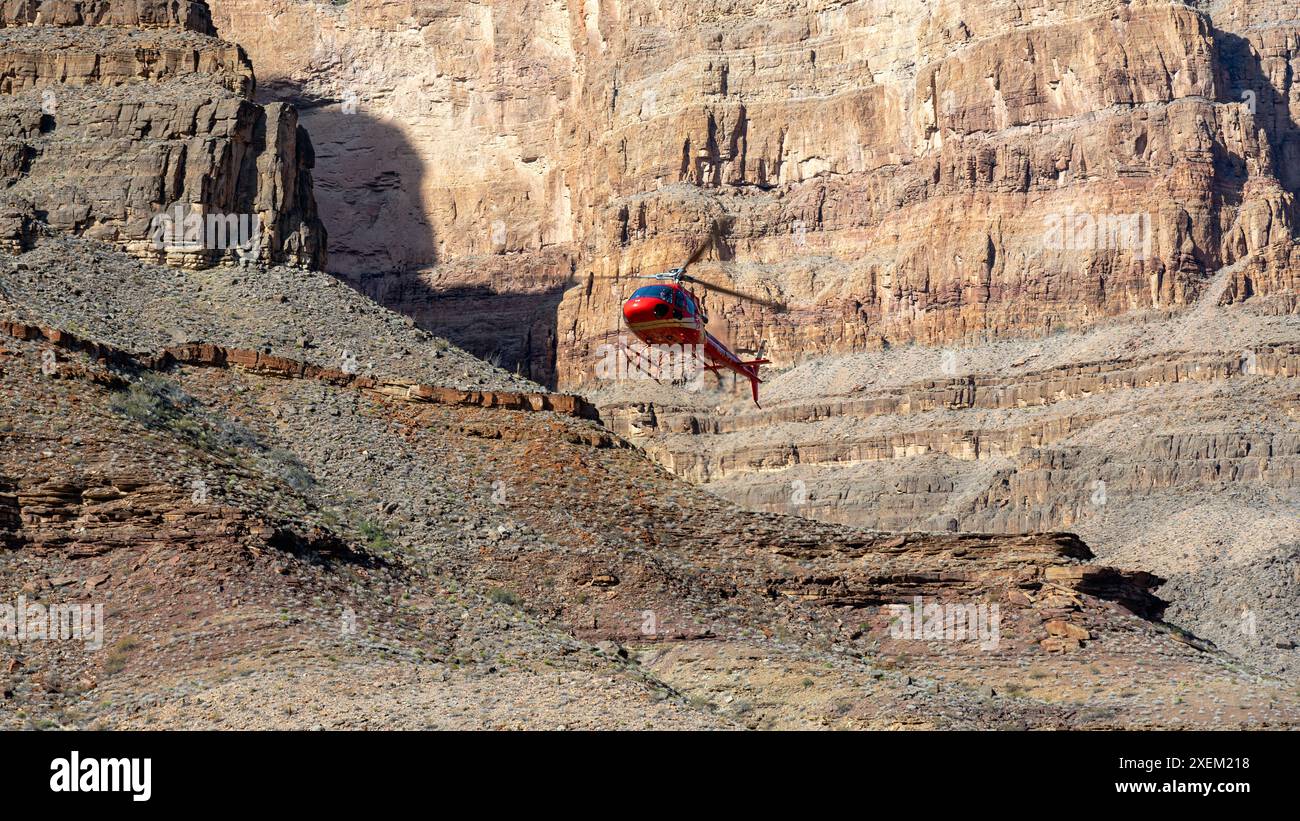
(595, 293), (1300, 673)
(0, 318), (601, 418)
(0, 0), (217, 32)
(0, 0), (325, 267)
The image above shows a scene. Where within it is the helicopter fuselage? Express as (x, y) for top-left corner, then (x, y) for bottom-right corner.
(621, 281), (768, 406)
(621, 283), (706, 345)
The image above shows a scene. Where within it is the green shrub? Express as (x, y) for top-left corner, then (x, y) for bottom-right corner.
(357, 519), (394, 552)
(102, 635), (141, 675)
(109, 374), (188, 429)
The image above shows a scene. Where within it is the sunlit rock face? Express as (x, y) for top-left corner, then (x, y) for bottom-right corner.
(0, 0), (326, 268)
(204, 0), (1298, 385)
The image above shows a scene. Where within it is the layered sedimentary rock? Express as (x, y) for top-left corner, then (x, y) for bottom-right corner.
(197, 0), (1300, 674)
(205, 0), (1299, 385)
(0, 27), (253, 96)
(596, 295), (1300, 672)
(0, 318), (600, 417)
(0, 0), (217, 31)
(0, 0), (325, 267)
(10, 317), (1300, 729)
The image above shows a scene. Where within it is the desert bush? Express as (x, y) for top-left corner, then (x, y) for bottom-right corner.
(109, 374), (189, 429)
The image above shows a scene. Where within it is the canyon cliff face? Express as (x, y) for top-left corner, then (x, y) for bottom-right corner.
(0, 0), (325, 267)
(3, 0), (1300, 728)
(205, 0), (1299, 383)
(201, 0), (1300, 672)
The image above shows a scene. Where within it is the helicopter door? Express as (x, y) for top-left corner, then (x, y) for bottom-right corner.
(671, 290), (687, 320)
(681, 292), (703, 327)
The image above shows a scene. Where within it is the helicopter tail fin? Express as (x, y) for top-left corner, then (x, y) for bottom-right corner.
(742, 359), (769, 407)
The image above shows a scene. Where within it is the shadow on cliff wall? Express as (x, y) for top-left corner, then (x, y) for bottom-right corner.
(1215, 29), (1300, 231)
(264, 80), (568, 388)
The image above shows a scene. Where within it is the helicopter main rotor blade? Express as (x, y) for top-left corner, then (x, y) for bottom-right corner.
(678, 217), (725, 271)
(684, 275), (787, 311)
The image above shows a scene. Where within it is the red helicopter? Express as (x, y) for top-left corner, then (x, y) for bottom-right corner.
(616, 220), (784, 406)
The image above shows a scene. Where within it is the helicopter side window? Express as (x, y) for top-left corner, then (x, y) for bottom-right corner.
(677, 291), (696, 316)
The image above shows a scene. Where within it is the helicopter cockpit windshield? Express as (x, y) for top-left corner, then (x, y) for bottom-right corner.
(630, 286), (676, 302)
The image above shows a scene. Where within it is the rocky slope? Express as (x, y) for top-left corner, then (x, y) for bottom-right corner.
(591, 272), (1300, 674)
(6, 285), (1300, 729)
(0, 236), (542, 392)
(0, 325), (722, 729)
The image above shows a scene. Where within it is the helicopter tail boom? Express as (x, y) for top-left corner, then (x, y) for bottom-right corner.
(702, 332), (770, 407)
